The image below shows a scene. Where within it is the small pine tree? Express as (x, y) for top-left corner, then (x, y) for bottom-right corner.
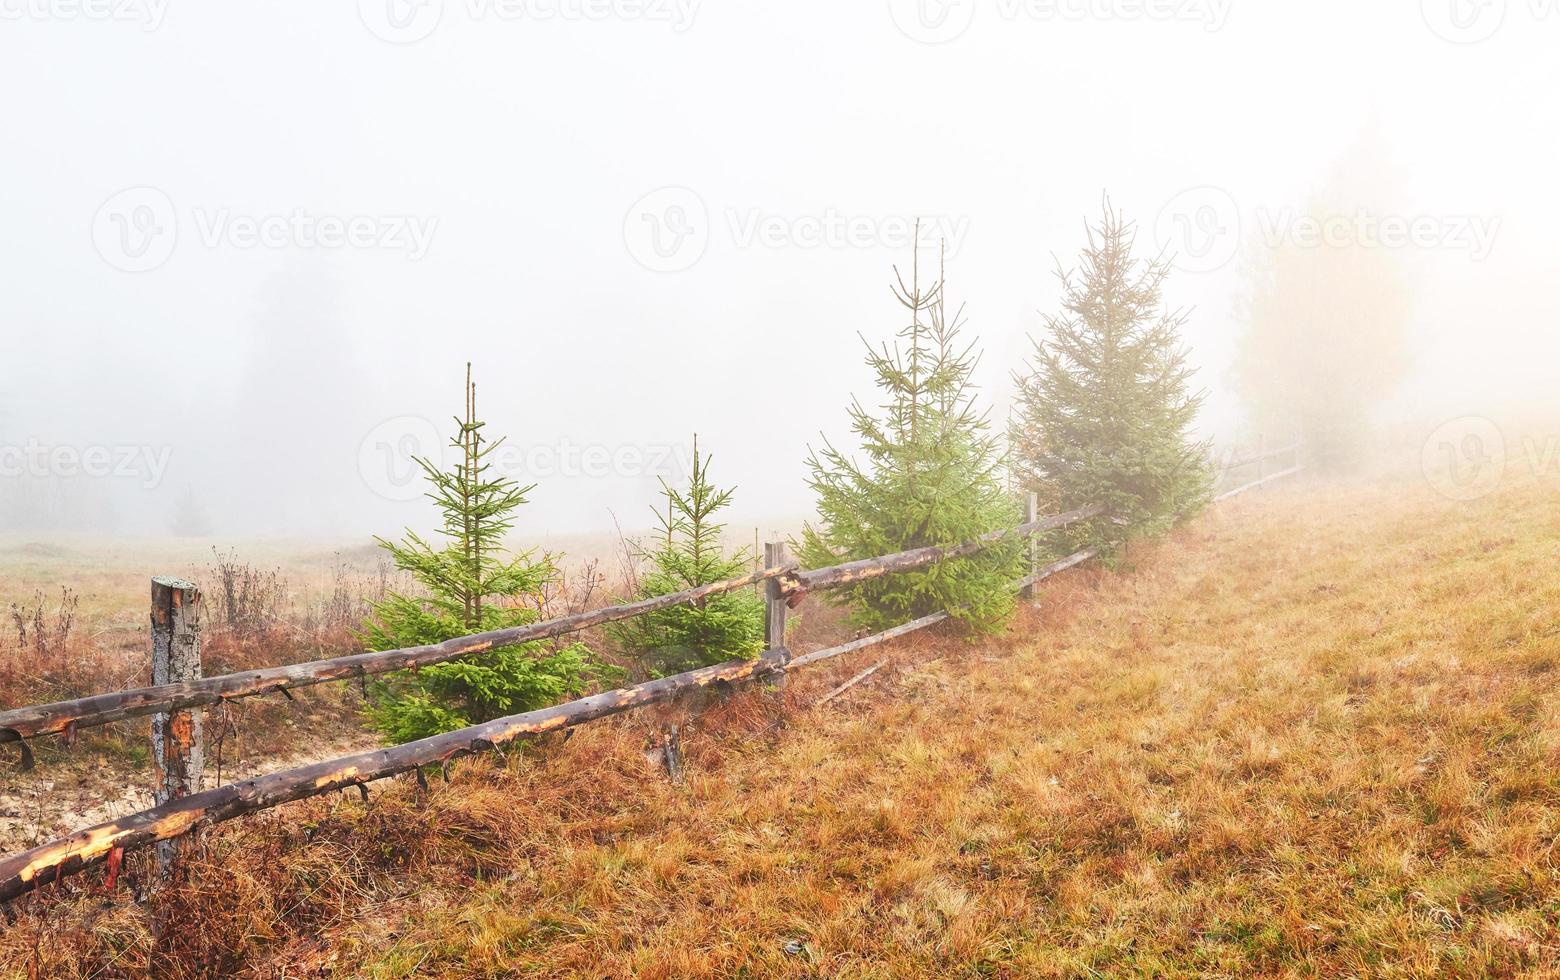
(1011, 200), (1213, 552)
(609, 436), (764, 676)
(362, 365), (610, 743)
(799, 237), (1021, 634)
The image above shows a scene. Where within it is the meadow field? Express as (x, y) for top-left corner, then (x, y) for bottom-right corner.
(3, 459), (1557, 977)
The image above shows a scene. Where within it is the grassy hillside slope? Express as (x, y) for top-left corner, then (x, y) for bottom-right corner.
(7, 467), (1560, 978)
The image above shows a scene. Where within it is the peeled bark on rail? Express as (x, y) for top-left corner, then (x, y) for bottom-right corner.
(0, 647), (792, 904)
(787, 504), (1103, 595)
(0, 565), (795, 746)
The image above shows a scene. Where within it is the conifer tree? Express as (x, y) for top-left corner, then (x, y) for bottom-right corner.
(609, 436), (764, 676)
(362, 365), (608, 743)
(799, 238), (1021, 634)
(1011, 201), (1212, 551)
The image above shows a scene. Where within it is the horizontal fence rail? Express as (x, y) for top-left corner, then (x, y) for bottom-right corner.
(1215, 465), (1304, 503)
(1014, 546), (1101, 592)
(0, 542), (1102, 905)
(0, 508), (1105, 749)
(1215, 441), (1304, 503)
(787, 505), (1103, 596)
(0, 648), (794, 904)
(0, 565), (797, 748)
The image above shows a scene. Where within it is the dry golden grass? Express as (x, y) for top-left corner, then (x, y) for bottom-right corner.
(6, 466), (1560, 977)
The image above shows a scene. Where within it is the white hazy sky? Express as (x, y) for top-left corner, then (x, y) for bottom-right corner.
(2, 0), (1557, 540)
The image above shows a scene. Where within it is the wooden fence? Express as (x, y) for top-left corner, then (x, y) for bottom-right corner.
(0, 453), (1298, 904)
(1216, 440), (1304, 502)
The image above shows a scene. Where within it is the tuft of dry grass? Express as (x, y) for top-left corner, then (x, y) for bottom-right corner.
(6, 465), (1560, 977)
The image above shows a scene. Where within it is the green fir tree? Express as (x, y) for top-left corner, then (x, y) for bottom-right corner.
(799, 238), (1022, 634)
(1011, 200), (1213, 553)
(609, 436), (764, 676)
(362, 365), (609, 743)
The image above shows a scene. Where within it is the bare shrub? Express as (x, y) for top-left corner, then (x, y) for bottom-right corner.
(206, 548), (286, 641)
(0, 587), (110, 702)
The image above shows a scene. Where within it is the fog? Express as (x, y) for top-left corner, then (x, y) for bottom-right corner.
(3, 0), (1558, 541)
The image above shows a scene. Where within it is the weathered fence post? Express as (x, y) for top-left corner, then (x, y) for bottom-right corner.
(764, 542), (789, 688)
(150, 576), (204, 878)
(1021, 492), (1040, 602)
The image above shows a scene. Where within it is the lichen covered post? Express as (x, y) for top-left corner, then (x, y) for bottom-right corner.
(150, 576), (203, 877)
(764, 542), (789, 688)
(1022, 492), (1040, 602)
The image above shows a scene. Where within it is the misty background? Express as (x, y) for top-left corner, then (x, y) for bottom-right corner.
(2, 0), (1557, 542)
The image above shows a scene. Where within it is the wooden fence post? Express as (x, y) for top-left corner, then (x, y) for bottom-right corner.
(764, 542), (789, 689)
(150, 576), (203, 877)
(1021, 492), (1040, 602)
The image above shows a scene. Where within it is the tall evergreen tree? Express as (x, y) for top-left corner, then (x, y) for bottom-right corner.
(362, 365), (609, 743)
(608, 436), (764, 676)
(800, 238), (1021, 634)
(1011, 201), (1212, 552)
